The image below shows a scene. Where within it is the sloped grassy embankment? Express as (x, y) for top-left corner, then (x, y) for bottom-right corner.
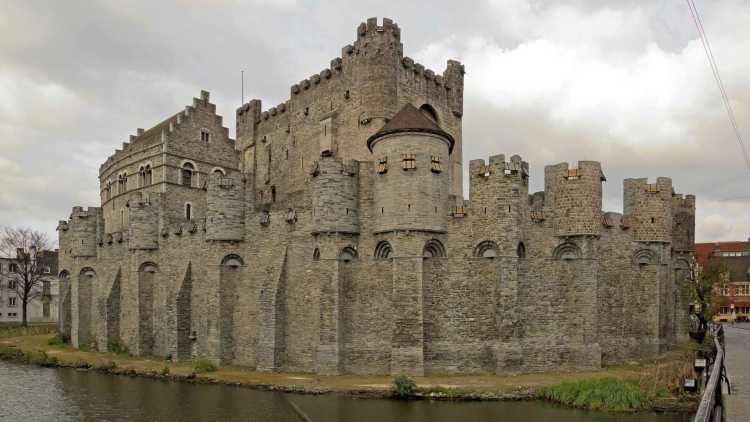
(0, 326), (698, 413)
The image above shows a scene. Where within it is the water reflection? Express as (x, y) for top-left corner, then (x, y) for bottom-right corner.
(0, 361), (690, 422)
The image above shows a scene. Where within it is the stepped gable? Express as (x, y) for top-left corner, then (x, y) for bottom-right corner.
(366, 103), (455, 152)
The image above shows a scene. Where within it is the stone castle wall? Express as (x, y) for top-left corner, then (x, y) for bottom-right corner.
(58, 17), (695, 376)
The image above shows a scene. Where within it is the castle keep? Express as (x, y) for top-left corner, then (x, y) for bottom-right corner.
(58, 18), (695, 376)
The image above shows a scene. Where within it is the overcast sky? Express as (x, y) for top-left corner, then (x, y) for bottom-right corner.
(1, 0), (748, 246)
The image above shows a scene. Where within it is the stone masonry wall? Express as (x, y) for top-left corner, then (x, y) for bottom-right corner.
(60, 17), (694, 377)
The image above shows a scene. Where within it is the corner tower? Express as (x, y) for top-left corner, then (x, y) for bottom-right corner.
(368, 103), (454, 235)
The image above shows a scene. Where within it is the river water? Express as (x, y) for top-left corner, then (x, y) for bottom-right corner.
(0, 361), (691, 422)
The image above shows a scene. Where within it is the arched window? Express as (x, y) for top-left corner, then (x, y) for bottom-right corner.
(221, 254), (244, 268)
(185, 203), (192, 220)
(633, 249), (657, 266)
(474, 241), (498, 258)
(182, 163), (194, 187)
(553, 242), (581, 261)
(374, 241), (393, 260)
(338, 246), (357, 262)
(139, 262), (158, 273)
(271, 186), (276, 202)
(419, 104), (439, 124)
(212, 167), (225, 176)
(118, 173), (128, 194)
(423, 239), (446, 258)
(106, 180), (112, 200)
(138, 166), (145, 187)
(517, 242), (526, 259)
(145, 164), (152, 185)
(200, 128), (210, 143)
(80, 267), (96, 278)
(313, 248), (321, 261)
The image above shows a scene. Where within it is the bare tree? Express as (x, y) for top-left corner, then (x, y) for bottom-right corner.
(0, 227), (51, 326)
(683, 255), (725, 335)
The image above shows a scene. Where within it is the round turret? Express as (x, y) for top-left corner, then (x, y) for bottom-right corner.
(368, 103), (454, 234)
(311, 157), (360, 234)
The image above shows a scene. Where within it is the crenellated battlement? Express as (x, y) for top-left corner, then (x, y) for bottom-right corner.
(544, 161), (604, 237)
(623, 177), (674, 243)
(356, 17), (401, 42)
(469, 154), (529, 182)
(63, 206), (102, 258)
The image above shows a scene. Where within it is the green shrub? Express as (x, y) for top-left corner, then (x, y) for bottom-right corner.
(23, 350), (58, 367)
(0, 345), (24, 361)
(538, 378), (668, 412)
(393, 374), (417, 398)
(108, 340), (129, 355)
(48, 333), (68, 346)
(192, 356), (217, 374)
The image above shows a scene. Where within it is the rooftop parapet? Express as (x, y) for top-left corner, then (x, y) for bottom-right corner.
(544, 161), (605, 237)
(623, 177), (675, 243)
(469, 154), (529, 180)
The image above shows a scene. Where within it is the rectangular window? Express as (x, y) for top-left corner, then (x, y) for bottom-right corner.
(8, 280), (16, 290)
(201, 129), (210, 142)
(720, 306), (729, 314)
(377, 156), (388, 174)
(43, 301), (50, 318)
(737, 284), (750, 296)
(8, 297), (16, 307)
(430, 155), (442, 173)
(720, 284), (729, 296)
(402, 153), (416, 170)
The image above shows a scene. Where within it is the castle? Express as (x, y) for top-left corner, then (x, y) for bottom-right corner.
(57, 18), (695, 376)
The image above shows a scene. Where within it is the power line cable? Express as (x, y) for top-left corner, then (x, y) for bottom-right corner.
(686, 0), (750, 171)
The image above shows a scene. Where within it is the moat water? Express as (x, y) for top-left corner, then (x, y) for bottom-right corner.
(0, 361), (691, 422)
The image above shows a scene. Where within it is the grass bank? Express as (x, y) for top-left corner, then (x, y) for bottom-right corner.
(538, 377), (668, 412)
(0, 323), (57, 340)
(0, 330), (698, 413)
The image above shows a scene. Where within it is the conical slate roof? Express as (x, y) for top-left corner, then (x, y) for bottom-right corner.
(366, 103), (455, 152)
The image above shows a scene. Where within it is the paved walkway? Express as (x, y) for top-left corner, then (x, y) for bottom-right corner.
(723, 324), (750, 421)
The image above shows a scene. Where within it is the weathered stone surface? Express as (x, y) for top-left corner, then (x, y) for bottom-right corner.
(58, 17), (694, 375)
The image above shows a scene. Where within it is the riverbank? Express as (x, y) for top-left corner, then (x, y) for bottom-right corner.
(0, 330), (698, 413)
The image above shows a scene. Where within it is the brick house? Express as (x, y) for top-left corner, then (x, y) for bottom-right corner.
(696, 239), (750, 321)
